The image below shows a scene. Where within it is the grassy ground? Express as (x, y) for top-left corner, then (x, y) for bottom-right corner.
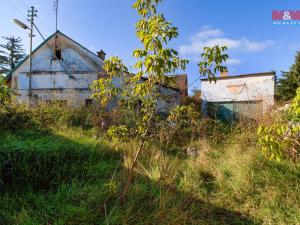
(0, 127), (299, 224)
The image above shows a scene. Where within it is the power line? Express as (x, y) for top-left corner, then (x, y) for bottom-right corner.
(33, 23), (47, 41)
(188, 76), (201, 89)
(18, 0), (29, 9)
(31, 22), (86, 78)
(5, 0), (27, 20)
(7, 0), (94, 70)
(6, 0), (52, 35)
(36, 15), (54, 33)
(7, 1), (100, 87)
(37, 13), (56, 34)
(17, 0), (54, 34)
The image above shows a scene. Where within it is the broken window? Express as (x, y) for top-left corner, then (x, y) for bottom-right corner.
(53, 47), (62, 60)
(55, 48), (62, 59)
(85, 99), (93, 107)
(53, 34), (62, 60)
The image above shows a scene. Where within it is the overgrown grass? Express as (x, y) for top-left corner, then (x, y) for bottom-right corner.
(0, 128), (122, 224)
(0, 104), (299, 224)
(125, 140), (300, 225)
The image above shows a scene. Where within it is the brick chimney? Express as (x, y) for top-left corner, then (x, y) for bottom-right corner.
(175, 74), (188, 98)
(97, 50), (106, 61)
(220, 70), (228, 77)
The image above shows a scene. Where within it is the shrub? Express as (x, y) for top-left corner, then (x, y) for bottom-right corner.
(0, 102), (35, 131)
(258, 88), (300, 162)
(108, 125), (130, 143)
(0, 75), (11, 106)
(0, 101), (94, 131)
(157, 103), (235, 150)
(159, 104), (202, 146)
(287, 87), (300, 122)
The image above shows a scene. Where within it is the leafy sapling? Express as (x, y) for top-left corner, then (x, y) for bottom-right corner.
(198, 45), (228, 82)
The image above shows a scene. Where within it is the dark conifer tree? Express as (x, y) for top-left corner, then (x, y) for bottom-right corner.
(0, 36), (26, 75)
(277, 51), (300, 101)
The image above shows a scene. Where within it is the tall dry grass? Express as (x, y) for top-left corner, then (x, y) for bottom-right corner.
(0, 101), (299, 224)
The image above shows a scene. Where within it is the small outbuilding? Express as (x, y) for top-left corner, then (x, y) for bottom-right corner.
(201, 71), (275, 121)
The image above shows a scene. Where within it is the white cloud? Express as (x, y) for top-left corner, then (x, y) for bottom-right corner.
(191, 27), (224, 41)
(203, 38), (241, 49)
(241, 38), (274, 52)
(226, 58), (242, 65)
(179, 26), (274, 57)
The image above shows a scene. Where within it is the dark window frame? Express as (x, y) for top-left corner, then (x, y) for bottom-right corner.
(85, 99), (93, 107)
(53, 47), (63, 60)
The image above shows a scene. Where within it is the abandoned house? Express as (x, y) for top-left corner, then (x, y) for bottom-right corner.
(6, 30), (187, 110)
(201, 71), (275, 121)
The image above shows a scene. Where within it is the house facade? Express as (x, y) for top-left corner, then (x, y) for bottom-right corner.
(201, 72), (275, 120)
(8, 30), (186, 109)
(8, 30), (106, 107)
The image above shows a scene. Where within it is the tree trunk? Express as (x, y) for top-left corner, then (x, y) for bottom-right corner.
(121, 98), (158, 202)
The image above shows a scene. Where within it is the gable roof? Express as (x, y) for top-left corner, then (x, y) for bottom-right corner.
(5, 30), (101, 80)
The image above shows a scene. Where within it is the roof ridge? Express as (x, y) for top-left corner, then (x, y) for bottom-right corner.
(201, 71), (275, 81)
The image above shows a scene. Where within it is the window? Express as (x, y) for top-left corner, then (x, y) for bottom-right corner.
(53, 47), (62, 60)
(85, 99), (93, 107)
(55, 48), (62, 59)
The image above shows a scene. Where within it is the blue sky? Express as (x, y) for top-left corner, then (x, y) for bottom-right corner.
(1, 0), (300, 92)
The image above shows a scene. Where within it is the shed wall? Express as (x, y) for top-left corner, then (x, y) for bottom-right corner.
(201, 75), (275, 117)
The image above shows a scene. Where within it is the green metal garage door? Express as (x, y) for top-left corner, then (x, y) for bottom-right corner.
(208, 101), (263, 122)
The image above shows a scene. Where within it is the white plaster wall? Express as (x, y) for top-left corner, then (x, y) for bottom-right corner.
(156, 86), (181, 113)
(11, 32), (103, 77)
(10, 31), (181, 110)
(201, 75), (274, 113)
(10, 31), (104, 106)
(17, 89), (92, 107)
(28, 73), (98, 89)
